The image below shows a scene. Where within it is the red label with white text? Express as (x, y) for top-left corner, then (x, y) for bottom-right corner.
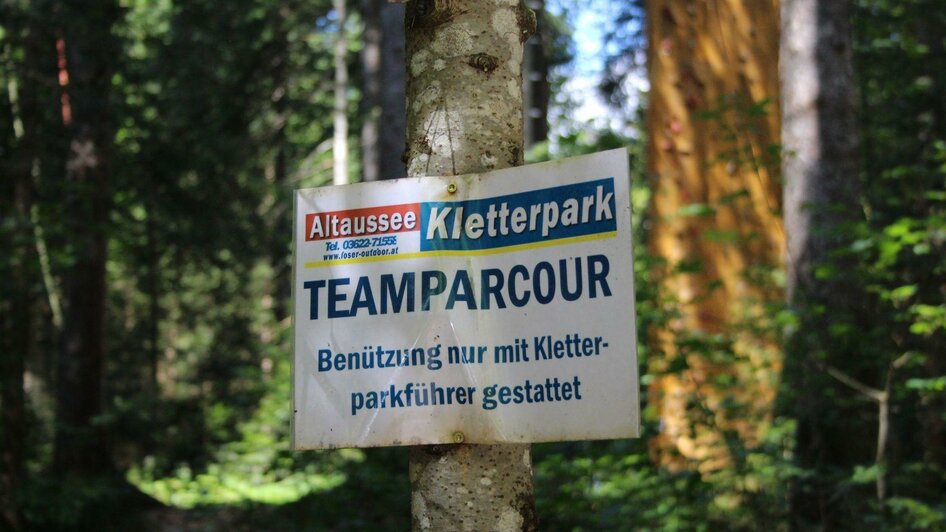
(305, 203), (420, 241)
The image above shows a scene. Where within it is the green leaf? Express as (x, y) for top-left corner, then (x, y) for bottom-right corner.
(888, 284), (918, 303)
(676, 203), (716, 218)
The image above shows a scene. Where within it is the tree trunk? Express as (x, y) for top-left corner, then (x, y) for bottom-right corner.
(379, 1), (407, 179)
(269, 9), (292, 321)
(404, 1), (537, 529)
(1, 18), (38, 526)
(333, 0), (349, 186)
(781, 0), (864, 526)
(361, 0), (382, 181)
(1, 155), (30, 531)
(522, 0), (549, 150)
(646, 0), (783, 468)
(361, 0), (407, 181)
(53, 1), (119, 475)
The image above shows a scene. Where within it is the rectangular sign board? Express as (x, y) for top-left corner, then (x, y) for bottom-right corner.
(291, 149), (639, 449)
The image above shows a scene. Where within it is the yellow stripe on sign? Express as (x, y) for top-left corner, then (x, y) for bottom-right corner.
(303, 231), (618, 268)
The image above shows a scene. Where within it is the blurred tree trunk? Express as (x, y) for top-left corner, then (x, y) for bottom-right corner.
(781, 0), (864, 526)
(1, 13), (38, 528)
(522, 0), (549, 150)
(361, 0), (406, 181)
(646, 0), (783, 468)
(333, 0), (349, 185)
(377, 2), (406, 179)
(269, 7), (292, 321)
(53, 1), (120, 475)
(404, 1), (536, 529)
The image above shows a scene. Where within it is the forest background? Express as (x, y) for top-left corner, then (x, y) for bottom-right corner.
(1, 0), (944, 530)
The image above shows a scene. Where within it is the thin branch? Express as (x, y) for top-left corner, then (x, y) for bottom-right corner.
(32, 204), (63, 331)
(822, 364), (885, 402)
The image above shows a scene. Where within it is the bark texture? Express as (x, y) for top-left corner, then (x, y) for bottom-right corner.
(522, 0), (549, 149)
(781, 0), (864, 526)
(1, 13), (41, 527)
(361, 0), (407, 181)
(53, 1), (119, 474)
(646, 0), (784, 468)
(405, 0), (535, 177)
(404, 1), (537, 530)
(782, 0), (860, 298)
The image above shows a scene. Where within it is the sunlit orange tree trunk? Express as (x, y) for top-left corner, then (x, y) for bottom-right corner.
(646, 0), (783, 468)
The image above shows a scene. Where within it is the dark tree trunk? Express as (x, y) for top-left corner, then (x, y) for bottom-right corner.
(1, 174), (30, 530)
(53, 1), (120, 475)
(781, 0), (865, 527)
(146, 190), (160, 393)
(361, 0), (406, 181)
(378, 1), (406, 179)
(270, 10), (292, 321)
(361, 0), (382, 181)
(1, 12), (40, 528)
(522, 0), (549, 149)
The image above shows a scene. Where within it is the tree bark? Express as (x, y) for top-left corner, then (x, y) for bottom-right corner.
(379, 1), (407, 179)
(404, 1), (537, 530)
(781, 0), (864, 526)
(1, 152), (30, 531)
(269, 7), (292, 321)
(1, 16), (38, 526)
(361, 0), (407, 181)
(333, 0), (349, 186)
(361, 0), (382, 181)
(646, 0), (783, 468)
(522, 0), (549, 150)
(53, 1), (120, 475)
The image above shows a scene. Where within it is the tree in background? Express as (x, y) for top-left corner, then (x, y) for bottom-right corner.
(781, 0), (864, 525)
(0, 4), (41, 527)
(333, 0), (349, 186)
(780, 0), (946, 526)
(53, 0), (121, 476)
(646, 0), (783, 469)
(523, 0), (549, 149)
(1, 0), (944, 528)
(361, 0), (406, 181)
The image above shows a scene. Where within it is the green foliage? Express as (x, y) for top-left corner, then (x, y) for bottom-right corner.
(2, 0), (945, 529)
(772, 0), (946, 526)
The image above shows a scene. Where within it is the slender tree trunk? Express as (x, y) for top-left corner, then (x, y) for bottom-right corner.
(361, 0), (382, 182)
(53, 2), (120, 475)
(1, 166), (30, 531)
(781, 0), (863, 526)
(378, 2), (406, 179)
(333, 0), (349, 186)
(146, 191), (160, 393)
(361, 0), (406, 181)
(1, 20), (37, 526)
(270, 8), (292, 321)
(522, 0), (549, 150)
(404, 1), (537, 529)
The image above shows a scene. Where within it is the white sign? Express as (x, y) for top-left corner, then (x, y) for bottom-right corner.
(291, 149), (639, 449)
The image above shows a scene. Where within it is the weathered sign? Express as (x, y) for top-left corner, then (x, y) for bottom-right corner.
(292, 149), (639, 449)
